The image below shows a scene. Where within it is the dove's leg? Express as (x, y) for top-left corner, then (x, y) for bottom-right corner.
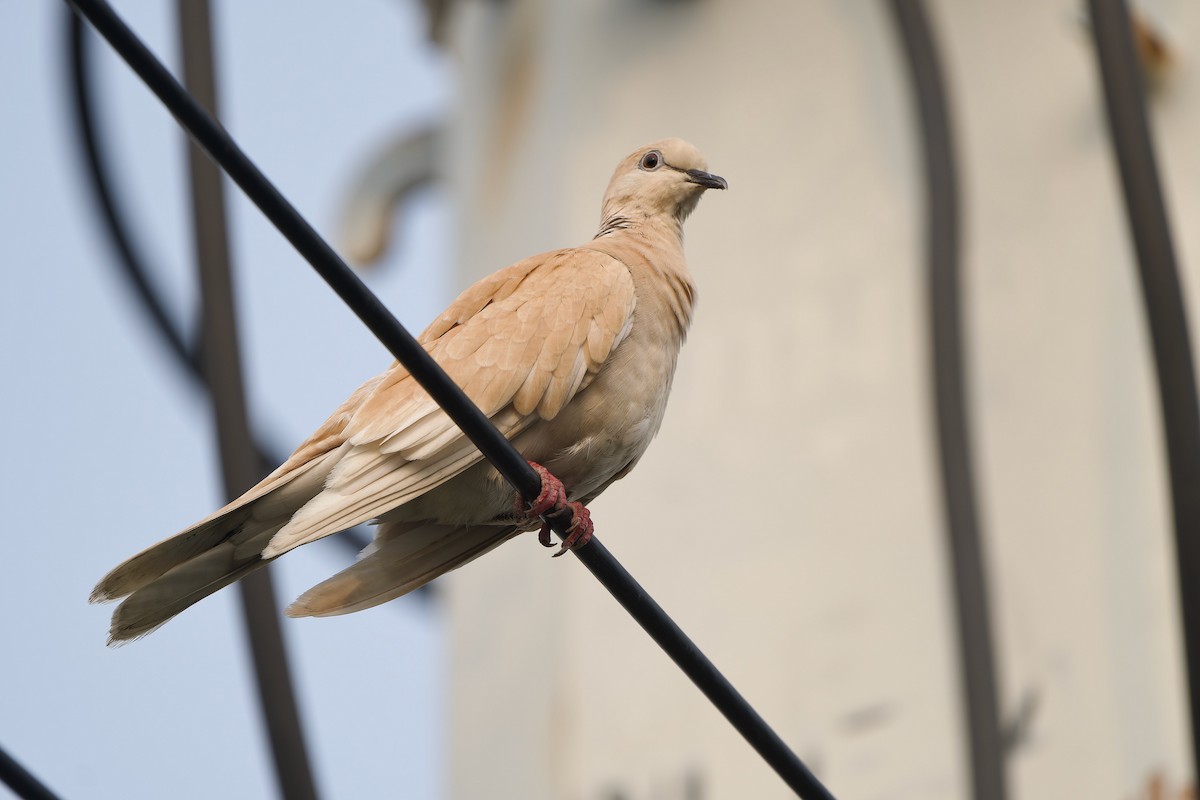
(515, 461), (594, 557)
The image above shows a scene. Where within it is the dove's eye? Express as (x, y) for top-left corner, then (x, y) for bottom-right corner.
(639, 151), (662, 171)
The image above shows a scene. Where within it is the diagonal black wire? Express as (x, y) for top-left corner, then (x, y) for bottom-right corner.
(1087, 0), (1200, 777)
(887, 3), (1009, 799)
(64, 0), (835, 796)
(0, 743), (61, 800)
(64, 9), (381, 566)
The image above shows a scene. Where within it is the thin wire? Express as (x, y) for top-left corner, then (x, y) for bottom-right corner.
(886, 3), (1008, 799)
(0, 744), (61, 800)
(1087, 0), (1200, 776)
(64, 9), (381, 565)
(63, 0), (834, 795)
(66, 11), (194, 370)
(176, 2), (318, 798)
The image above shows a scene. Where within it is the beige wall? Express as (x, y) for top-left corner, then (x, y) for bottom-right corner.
(438, 1), (1198, 797)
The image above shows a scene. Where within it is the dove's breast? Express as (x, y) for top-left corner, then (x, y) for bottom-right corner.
(515, 253), (695, 502)
(396, 237), (695, 526)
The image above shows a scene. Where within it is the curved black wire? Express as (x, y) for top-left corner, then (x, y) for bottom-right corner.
(887, 3), (1008, 799)
(65, 10), (379, 564)
(1087, 0), (1200, 776)
(64, 0), (835, 796)
(67, 10), (195, 370)
(0, 744), (60, 800)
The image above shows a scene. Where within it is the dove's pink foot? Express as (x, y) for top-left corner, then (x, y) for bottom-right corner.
(547, 502), (592, 557)
(516, 462), (567, 519)
(515, 462), (594, 557)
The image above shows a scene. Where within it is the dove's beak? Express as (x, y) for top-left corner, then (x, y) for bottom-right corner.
(684, 169), (728, 190)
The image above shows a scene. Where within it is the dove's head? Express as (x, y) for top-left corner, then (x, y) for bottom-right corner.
(598, 138), (726, 235)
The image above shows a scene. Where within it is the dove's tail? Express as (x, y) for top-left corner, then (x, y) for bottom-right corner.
(91, 452), (338, 645)
(98, 520), (283, 644)
(286, 520), (521, 617)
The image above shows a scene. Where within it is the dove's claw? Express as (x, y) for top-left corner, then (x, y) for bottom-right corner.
(550, 502), (593, 557)
(516, 462), (593, 556)
(516, 462), (566, 519)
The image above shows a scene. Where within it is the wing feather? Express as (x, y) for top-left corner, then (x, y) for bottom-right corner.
(262, 248), (636, 558)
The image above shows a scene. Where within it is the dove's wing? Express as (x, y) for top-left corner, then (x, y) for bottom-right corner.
(91, 247), (635, 613)
(261, 247), (637, 557)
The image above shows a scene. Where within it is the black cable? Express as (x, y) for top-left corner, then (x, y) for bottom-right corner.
(66, 11), (195, 371)
(0, 744), (61, 800)
(64, 0), (834, 796)
(887, 3), (1008, 799)
(64, 9), (380, 565)
(1087, 0), (1200, 776)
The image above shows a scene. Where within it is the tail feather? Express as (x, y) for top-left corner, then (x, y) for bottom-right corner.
(91, 448), (340, 605)
(106, 526), (279, 644)
(93, 449), (343, 643)
(90, 507), (254, 604)
(286, 521), (519, 617)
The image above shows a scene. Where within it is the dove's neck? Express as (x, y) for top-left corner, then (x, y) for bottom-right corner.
(595, 199), (687, 240)
(589, 209), (696, 340)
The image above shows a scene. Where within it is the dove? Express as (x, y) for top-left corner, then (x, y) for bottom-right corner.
(91, 138), (726, 643)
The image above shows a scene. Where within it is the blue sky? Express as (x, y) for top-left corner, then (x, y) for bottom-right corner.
(1, 2), (451, 797)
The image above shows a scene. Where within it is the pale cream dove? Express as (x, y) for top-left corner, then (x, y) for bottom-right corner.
(91, 138), (726, 644)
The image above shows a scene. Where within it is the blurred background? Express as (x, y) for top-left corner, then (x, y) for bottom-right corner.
(3, 1), (1199, 798)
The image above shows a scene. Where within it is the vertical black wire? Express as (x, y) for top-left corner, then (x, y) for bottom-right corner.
(1087, 0), (1200, 777)
(0, 745), (60, 800)
(887, 3), (1009, 799)
(176, 3), (319, 798)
